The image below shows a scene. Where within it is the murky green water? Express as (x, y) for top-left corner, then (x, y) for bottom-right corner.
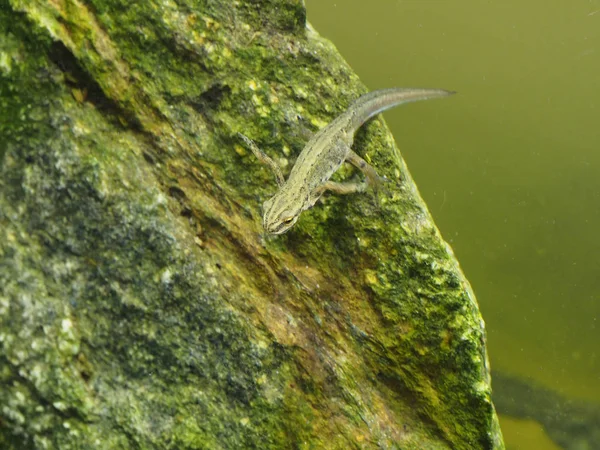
(306, 1), (600, 448)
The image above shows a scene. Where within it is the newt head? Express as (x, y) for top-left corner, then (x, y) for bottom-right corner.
(262, 188), (307, 234)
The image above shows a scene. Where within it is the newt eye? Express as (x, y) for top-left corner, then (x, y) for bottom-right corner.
(282, 217), (294, 224)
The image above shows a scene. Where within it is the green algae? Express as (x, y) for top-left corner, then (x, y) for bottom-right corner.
(0, 0), (503, 448)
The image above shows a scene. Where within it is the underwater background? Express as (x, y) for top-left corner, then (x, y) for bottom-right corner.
(306, 1), (600, 449)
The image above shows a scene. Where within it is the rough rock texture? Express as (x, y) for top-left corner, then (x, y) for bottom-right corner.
(0, 0), (503, 448)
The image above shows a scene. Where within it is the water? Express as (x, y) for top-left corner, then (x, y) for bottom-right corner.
(306, 1), (600, 448)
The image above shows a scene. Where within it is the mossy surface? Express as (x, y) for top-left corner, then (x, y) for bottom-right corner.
(0, 0), (503, 448)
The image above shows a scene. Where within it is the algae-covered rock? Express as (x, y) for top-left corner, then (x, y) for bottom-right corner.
(0, 0), (503, 448)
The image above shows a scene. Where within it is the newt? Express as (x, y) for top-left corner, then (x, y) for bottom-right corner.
(240, 87), (455, 234)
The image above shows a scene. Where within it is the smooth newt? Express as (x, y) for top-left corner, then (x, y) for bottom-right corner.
(240, 87), (455, 234)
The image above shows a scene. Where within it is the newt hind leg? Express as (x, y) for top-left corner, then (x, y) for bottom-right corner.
(315, 180), (368, 196)
(345, 150), (385, 191)
(314, 151), (385, 198)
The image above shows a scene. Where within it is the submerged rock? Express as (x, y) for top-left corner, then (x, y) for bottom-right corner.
(0, 1), (502, 448)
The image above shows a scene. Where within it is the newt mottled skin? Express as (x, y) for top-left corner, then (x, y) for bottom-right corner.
(240, 87), (455, 234)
